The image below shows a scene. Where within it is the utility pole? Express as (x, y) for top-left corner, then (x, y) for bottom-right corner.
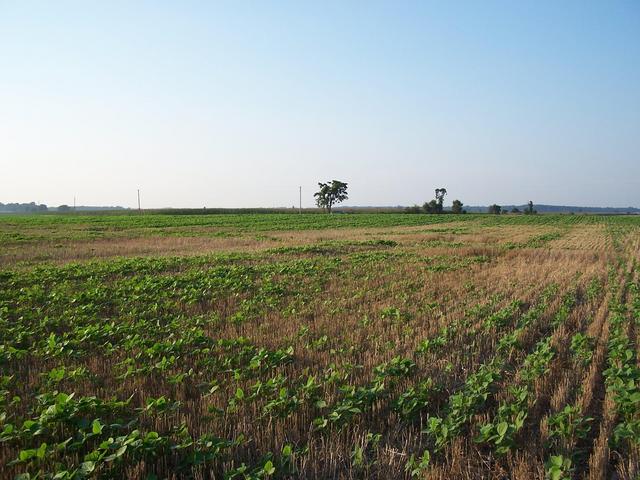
(299, 186), (302, 214)
(137, 189), (141, 213)
(73, 196), (76, 211)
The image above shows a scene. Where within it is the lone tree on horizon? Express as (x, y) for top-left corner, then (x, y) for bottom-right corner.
(435, 188), (447, 213)
(314, 180), (348, 213)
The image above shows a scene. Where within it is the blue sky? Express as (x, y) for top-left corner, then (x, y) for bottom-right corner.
(1, 1), (638, 208)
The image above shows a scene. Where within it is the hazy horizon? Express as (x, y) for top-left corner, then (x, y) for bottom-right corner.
(1, 2), (639, 209)
(3, 201), (640, 211)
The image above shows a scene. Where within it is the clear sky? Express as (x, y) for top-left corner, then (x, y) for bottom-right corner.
(1, 1), (639, 208)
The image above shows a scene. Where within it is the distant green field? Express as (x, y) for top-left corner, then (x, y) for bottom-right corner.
(1, 212), (639, 243)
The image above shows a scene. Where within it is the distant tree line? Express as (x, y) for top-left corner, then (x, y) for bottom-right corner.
(402, 189), (541, 216)
(489, 200), (537, 215)
(0, 202), (48, 213)
(0, 203), (130, 213)
(404, 188), (466, 214)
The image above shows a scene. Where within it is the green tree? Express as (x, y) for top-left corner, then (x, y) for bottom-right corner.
(423, 188), (447, 214)
(488, 204), (502, 214)
(435, 188), (447, 213)
(58, 204), (71, 212)
(423, 199), (439, 214)
(451, 199), (463, 214)
(525, 200), (537, 215)
(314, 180), (348, 213)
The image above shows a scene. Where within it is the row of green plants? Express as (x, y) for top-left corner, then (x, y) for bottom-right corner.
(604, 279), (640, 449)
(420, 286), (561, 458)
(542, 263), (622, 480)
(313, 357), (417, 431)
(393, 293), (540, 429)
(476, 337), (556, 454)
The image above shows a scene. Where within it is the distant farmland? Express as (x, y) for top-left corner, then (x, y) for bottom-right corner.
(0, 213), (638, 479)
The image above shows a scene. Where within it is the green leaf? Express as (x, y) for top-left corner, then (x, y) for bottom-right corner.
(79, 461), (96, 475)
(48, 367), (66, 382)
(19, 449), (36, 462)
(496, 422), (508, 438)
(105, 444), (127, 462)
(550, 455), (563, 467)
(92, 419), (103, 435)
(36, 442), (47, 459)
(235, 388), (245, 400)
(263, 460), (275, 475)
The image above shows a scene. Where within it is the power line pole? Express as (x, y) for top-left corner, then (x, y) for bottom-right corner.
(137, 189), (141, 213)
(73, 196), (76, 211)
(299, 186), (302, 214)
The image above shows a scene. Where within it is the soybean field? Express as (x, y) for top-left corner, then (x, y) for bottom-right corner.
(0, 213), (638, 479)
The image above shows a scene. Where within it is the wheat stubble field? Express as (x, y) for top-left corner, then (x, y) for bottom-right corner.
(0, 213), (638, 479)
